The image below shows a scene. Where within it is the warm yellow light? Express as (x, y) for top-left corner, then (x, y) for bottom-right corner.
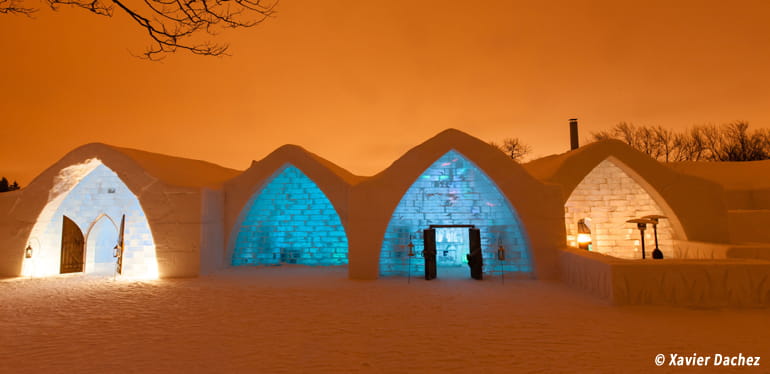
(577, 233), (591, 244)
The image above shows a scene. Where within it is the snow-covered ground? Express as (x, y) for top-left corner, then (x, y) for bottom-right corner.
(1, 267), (768, 373)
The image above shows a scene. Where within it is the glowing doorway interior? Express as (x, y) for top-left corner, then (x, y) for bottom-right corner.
(86, 215), (120, 275)
(564, 158), (675, 259)
(435, 227), (470, 266)
(379, 150), (531, 277)
(232, 164), (348, 266)
(22, 159), (158, 278)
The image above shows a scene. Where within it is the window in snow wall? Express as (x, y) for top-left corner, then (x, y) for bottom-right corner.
(379, 150), (531, 277)
(232, 165), (348, 266)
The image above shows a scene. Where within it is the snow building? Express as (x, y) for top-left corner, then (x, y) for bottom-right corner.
(3, 128), (770, 305)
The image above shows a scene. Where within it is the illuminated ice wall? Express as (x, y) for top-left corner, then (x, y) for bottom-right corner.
(379, 150), (530, 277)
(232, 165), (348, 266)
(23, 161), (158, 278)
(565, 159), (675, 259)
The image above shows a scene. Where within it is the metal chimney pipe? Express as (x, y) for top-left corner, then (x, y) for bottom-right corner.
(569, 118), (579, 150)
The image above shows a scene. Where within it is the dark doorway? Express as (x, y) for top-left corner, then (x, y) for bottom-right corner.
(422, 225), (483, 280)
(468, 228), (483, 280)
(423, 228), (437, 280)
(60, 215), (85, 274)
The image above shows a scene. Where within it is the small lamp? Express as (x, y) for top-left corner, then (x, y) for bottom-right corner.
(497, 238), (505, 261)
(577, 218), (592, 250)
(25, 244), (33, 259)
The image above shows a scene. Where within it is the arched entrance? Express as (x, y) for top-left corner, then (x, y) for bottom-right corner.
(565, 158), (678, 259)
(23, 159), (158, 278)
(379, 150), (531, 278)
(85, 214), (120, 275)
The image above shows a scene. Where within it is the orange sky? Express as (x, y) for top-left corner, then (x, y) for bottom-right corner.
(2, 0), (770, 185)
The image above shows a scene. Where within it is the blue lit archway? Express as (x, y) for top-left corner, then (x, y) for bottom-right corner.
(379, 150), (531, 277)
(232, 165), (348, 266)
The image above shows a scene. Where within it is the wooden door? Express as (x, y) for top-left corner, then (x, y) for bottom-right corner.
(60, 216), (84, 274)
(422, 228), (437, 280)
(468, 228), (483, 280)
(115, 214), (126, 274)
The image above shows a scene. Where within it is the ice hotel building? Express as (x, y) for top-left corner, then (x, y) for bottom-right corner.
(1, 129), (769, 306)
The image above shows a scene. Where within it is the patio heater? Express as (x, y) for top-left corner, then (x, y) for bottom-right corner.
(642, 215), (667, 259)
(626, 218), (656, 259)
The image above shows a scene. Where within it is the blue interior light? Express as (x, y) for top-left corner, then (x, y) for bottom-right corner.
(379, 150), (530, 276)
(232, 165), (349, 266)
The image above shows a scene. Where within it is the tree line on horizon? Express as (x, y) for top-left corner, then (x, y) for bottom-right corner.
(591, 121), (770, 162)
(0, 177), (20, 192)
(493, 121), (770, 163)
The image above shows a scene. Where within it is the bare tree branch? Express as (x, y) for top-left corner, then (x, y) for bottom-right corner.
(2, 0), (277, 59)
(0, 0), (35, 15)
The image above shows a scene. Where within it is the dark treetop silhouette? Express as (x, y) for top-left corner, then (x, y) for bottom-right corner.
(591, 121), (770, 162)
(0, 177), (20, 192)
(0, 0), (277, 59)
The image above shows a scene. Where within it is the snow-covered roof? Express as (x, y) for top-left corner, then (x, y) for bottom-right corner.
(668, 159), (770, 190)
(25, 143), (240, 190)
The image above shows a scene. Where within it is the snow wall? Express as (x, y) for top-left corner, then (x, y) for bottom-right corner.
(559, 247), (770, 307)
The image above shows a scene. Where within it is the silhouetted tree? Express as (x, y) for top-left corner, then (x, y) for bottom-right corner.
(591, 121), (770, 162)
(1, 0), (277, 59)
(490, 138), (532, 162)
(0, 177), (21, 192)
